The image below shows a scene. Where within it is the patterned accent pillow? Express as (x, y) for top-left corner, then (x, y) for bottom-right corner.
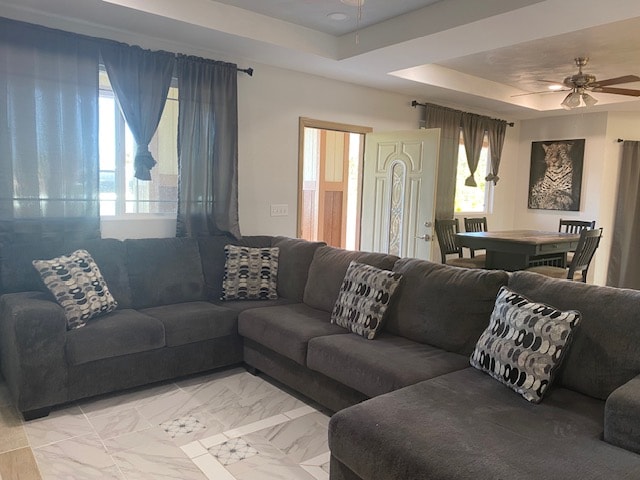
(470, 286), (581, 403)
(221, 245), (279, 300)
(331, 261), (403, 340)
(32, 249), (118, 330)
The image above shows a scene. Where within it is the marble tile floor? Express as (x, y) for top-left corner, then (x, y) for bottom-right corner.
(0, 367), (332, 480)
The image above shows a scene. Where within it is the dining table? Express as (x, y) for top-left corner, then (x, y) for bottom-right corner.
(454, 229), (581, 271)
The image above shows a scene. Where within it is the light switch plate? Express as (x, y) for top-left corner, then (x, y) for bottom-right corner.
(270, 204), (288, 216)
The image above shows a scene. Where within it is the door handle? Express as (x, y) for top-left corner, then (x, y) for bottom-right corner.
(415, 234), (431, 241)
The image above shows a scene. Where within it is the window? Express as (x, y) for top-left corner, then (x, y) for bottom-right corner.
(98, 69), (179, 216)
(454, 130), (492, 213)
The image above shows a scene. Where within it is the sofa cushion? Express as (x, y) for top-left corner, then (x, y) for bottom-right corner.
(1, 238), (131, 308)
(32, 249), (118, 330)
(307, 333), (469, 398)
(303, 246), (398, 313)
(65, 309), (165, 365)
(141, 301), (238, 347)
(508, 271), (640, 401)
(470, 286), (581, 403)
(197, 235), (273, 301)
(213, 297), (294, 312)
(238, 303), (347, 365)
(125, 237), (205, 309)
(221, 245), (279, 300)
(331, 262), (403, 340)
(388, 258), (509, 355)
(329, 368), (640, 480)
(271, 236), (325, 301)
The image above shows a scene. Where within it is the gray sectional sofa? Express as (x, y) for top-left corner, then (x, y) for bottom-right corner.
(1, 234), (640, 479)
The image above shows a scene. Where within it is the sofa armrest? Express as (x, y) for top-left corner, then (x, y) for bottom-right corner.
(0, 292), (68, 413)
(604, 373), (640, 454)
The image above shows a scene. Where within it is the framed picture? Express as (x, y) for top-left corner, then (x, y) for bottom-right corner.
(528, 139), (585, 211)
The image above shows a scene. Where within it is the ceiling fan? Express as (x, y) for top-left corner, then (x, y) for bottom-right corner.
(517, 57), (640, 109)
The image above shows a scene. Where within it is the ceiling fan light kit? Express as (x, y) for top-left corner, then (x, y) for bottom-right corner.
(537, 57), (640, 110)
(561, 89), (598, 110)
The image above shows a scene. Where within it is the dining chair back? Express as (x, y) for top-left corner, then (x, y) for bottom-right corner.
(464, 216), (488, 233)
(526, 228), (603, 282)
(567, 227), (603, 281)
(559, 219), (596, 263)
(434, 219), (485, 269)
(558, 219), (596, 234)
(463, 217), (488, 258)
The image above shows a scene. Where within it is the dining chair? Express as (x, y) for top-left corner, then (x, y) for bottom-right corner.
(463, 216), (488, 259)
(559, 219), (596, 263)
(558, 219), (596, 233)
(526, 228), (603, 282)
(434, 219), (485, 269)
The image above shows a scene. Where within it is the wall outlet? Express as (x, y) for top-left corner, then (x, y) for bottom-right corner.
(270, 204), (288, 217)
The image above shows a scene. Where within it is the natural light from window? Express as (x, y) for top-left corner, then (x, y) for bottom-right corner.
(454, 131), (491, 213)
(98, 70), (178, 217)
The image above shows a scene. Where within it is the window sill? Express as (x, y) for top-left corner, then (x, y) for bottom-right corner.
(100, 214), (177, 221)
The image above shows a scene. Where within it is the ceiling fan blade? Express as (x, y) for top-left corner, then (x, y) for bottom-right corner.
(593, 87), (640, 97)
(593, 75), (640, 87)
(538, 79), (565, 84)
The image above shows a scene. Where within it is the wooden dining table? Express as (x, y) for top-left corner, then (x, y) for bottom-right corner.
(454, 230), (581, 271)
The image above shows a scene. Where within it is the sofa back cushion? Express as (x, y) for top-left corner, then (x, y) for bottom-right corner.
(508, 271), (640, 400)
(387, 258), (509, 355)
(271, 236), (325, 302)
(125, 237), (206, 308)
(1, 238), (132, 308)
(197, 235), (273, 301)
(303, 246), (398, 313)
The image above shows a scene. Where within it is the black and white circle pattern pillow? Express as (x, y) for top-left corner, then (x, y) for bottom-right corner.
(470, 286), (581, 403)
(331, 261), (403, 340)
(32, 249), (118, 330)
(221, 245), (279, 300)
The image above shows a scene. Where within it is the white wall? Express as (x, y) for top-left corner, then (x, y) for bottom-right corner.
(514, 111), (640, 285)
(236, 64), (422, 237)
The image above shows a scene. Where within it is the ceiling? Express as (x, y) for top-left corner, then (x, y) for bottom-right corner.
(1, 0), (640, 120)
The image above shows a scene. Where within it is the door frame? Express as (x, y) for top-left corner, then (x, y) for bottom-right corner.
(297, 117), (373, 243)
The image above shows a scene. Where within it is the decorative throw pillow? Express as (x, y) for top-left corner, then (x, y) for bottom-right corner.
(32, 249), (118, 330)
(331, 261), (403, 340)
(470, 286), (581, 403)
(221, 245), (279, 300)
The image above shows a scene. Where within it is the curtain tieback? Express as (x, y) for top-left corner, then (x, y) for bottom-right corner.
(465, 175), (478, 187)
(485, 173), (499, 184)
(134, 145), (157, 181)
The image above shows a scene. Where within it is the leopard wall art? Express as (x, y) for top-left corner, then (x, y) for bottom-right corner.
(528, 141), (580, 210)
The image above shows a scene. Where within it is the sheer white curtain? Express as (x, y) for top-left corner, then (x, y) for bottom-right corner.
(0, 18), (100, 247)
(607, 141), (640, 289)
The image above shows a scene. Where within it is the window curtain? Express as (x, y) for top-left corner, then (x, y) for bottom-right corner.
(424, 104), (462, 220)
(175, 55), (241, 238)
(607, 141), (640, 289)
(461, 113), (486, 187)
(486, 119), (507, 185)
(0, 18), (100, 248)
(100, 42), (174, 181)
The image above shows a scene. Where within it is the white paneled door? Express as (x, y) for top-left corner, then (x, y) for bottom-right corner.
(360, 128), (440, 260)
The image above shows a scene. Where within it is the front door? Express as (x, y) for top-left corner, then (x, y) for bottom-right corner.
(360, 129), (440, 260)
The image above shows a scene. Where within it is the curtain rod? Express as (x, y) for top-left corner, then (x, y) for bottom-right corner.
(411, 100), (514, 127)
(237, 67), (254, 76)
